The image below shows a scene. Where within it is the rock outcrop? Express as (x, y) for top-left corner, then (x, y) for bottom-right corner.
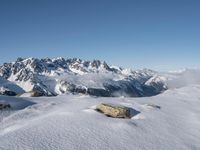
(96, 103), (139, 118)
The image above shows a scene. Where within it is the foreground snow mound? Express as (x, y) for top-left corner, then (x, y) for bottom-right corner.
(0, 85), (200, 150)
(0, 58), (167, 97)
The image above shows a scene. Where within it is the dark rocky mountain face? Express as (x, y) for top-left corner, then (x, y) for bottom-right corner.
(0, 57), (167, 97)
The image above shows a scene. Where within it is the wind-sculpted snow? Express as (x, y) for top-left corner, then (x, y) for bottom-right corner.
(0, 85), (200, 150)
(0, 58), (167, 97)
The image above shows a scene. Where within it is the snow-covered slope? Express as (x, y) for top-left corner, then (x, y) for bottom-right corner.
(0, 58), (167, 97)
(0, 84), (200, 150)
(0, 60), (200, 149)
(0, 77), (24, 96)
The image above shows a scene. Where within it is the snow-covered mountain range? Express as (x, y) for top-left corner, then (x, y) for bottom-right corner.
(0, 57), (168, 97)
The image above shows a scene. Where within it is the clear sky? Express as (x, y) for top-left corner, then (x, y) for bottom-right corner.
(0, 0), (200, 71)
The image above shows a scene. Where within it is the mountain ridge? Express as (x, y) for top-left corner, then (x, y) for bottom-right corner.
(0, 57), (167, 97)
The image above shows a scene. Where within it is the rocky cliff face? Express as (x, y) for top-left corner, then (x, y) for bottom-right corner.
(0, 57), (167, 97)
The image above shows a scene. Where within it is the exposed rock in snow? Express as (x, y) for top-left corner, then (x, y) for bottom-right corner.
(0, 102), (11, 109)
(96, 103), (139, 118)
(144, 103), (161, 109)
(0, 87), (17, 96)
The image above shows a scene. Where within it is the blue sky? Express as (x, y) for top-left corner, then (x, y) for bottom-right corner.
(0, 0), (200, 71)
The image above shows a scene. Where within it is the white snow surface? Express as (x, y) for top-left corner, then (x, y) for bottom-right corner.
(0, 68), (200, 149)
(0, 84), (200, 150)
(0, 77), (24, 94)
